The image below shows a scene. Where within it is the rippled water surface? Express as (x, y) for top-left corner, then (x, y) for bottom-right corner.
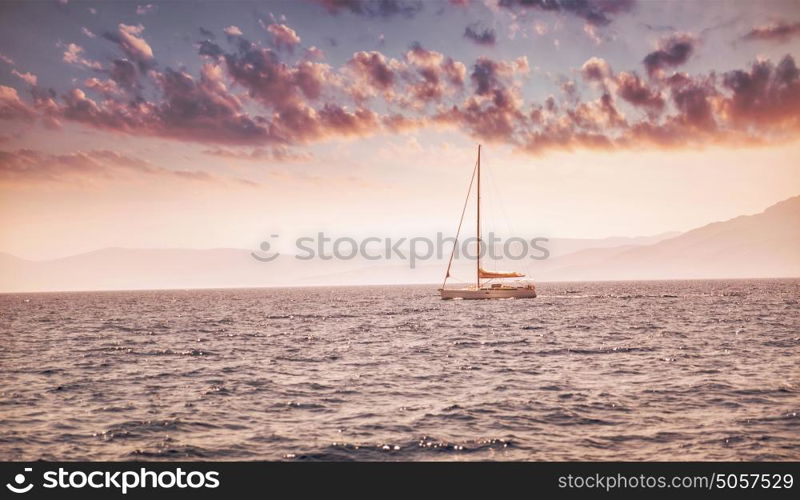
(1, 279), (798, 461)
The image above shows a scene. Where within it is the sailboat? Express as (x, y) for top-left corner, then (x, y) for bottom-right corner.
(439, 145), (537, 300)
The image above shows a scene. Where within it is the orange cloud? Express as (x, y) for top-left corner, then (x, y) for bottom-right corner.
(742, 21), (800, 43)
(0, 149), (256, 187)
(0, 85), (36, 121)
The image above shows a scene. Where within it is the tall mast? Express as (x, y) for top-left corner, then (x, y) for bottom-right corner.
(476, 144), (481, 289)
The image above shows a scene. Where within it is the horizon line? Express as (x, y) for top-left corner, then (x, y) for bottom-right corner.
(3, 275), (799, 295)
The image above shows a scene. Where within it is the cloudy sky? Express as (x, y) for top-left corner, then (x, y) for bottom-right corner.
(1, 0), (799, 259)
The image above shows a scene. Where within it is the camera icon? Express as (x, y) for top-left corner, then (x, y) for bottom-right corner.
(6, 468), (33, 494)
(251, 234), (280, 262)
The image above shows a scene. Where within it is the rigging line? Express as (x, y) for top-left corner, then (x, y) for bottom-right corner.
(483, 152), (505, 272)
(480, 152), (493, 271)
(486, 155), (501, 272)
(498, 166), (534, 278)
(486, 154), (533, 278)
(448, 273), (467, 284)
(482, 151), (533, 280)
(441, 156), (479, 289)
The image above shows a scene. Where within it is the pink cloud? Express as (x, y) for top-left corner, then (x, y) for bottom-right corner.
(136, 4), (157, 15)
(382, 113), (428, 133)
(223, 40), (332, 110)
(347, 51), (400, 101)
(742, 21), (800, 43)
(223, 25), (243, 36)
(12, 70), (38, 86)
(62, 43), (103, 70)
(614, 71), (664, 114)
(203, 146), (313, 162)
(402, 44), (466, 106)
(643, 33), (696, 78)
(304, 46), (325, 61)
(310, 0), (424, 19)
(103, 24), (155, 68)
(1, 25), (798, 160)
(721, 55), (800, 131)
(84, 77), (123, 97)
(470, 56), (529, 96)
(581, 56), (613, 83)
(463, 23), (496, 46)
(434, 56), (532, 143)
(0, 86), (36, 122)
(262, 22), (301, 50)
(499, 0), (635, 26)
(0, 148), (254, 187)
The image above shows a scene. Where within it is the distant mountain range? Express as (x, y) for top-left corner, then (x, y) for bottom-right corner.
(1, 196), (798, 292)
(531, 195), (800, 282)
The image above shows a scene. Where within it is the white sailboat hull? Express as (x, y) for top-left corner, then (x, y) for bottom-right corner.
(439, 287), (537, 300)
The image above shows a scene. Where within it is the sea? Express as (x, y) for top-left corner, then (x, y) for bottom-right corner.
(0, 279), (798, 461)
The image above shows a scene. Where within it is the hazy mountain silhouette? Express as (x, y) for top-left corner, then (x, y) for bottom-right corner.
(531, 195), (800, 281)
(1, 196), (797, 292)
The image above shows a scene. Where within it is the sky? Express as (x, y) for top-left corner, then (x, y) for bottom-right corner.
(0, 0), (799, 260)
